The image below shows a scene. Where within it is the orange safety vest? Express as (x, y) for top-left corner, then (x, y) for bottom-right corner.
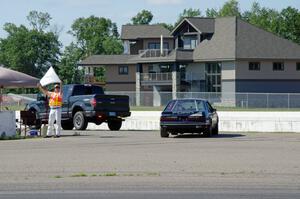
(49, 92), (62, 107)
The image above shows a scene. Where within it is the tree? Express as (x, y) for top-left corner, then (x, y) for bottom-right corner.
(131, 10), (153, 25)
(278, 7), (300, 44)
(205, 0), (241, 18)
(0, 11), (61, 77)
(68, 15), (123, 56)
(59, 15), (123, 84)
(27, 10), (52, 32)
(58, 43), (83, 84)
(176, 8), (201, 25)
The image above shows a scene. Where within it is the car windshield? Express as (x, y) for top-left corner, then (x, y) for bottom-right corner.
(172, 100), (197, 114)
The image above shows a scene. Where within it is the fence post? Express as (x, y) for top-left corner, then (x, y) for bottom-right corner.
(246, 93), (249, 108)
(266, 94), (269, 109)
(288, 93), (290, 109)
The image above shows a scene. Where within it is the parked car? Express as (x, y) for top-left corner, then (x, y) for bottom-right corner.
(26, 84), (131, 131)
(160, 99), (218, 137)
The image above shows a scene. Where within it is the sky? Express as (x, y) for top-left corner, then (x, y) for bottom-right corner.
(0, 0), (299, 48)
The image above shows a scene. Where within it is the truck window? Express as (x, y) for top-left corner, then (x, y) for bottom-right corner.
(72, 85), (104, 96)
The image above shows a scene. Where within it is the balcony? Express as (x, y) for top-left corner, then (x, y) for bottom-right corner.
(140, 72), (181, 86)
(138, 49), (171, 58)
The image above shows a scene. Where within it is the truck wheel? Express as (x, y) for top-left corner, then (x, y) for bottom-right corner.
(73, 111), (88, 130)
(29, 109), (41, 129)
(203, 126), (212, 137)
(61, 121), (74, 130)
(108, 120), (122, 131)
(160, 127), (169, 138)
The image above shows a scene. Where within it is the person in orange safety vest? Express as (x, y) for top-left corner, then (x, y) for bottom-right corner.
(38, 82), (63, 138)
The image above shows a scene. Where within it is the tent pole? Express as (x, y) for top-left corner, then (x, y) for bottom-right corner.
(0, 87), (2, 111)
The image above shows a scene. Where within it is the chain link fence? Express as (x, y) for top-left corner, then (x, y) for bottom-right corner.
(1, 92), (300, 110)
(106, 91), (300, 110)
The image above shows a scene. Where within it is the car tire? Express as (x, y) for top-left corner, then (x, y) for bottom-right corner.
(160, 127), (169, 138)
(108, 120), (122, 131)
(203, 126), (212, 137)
(61, 121), (74, 130)
(212, 124), (219, 135)
(73, 111), (88, 130)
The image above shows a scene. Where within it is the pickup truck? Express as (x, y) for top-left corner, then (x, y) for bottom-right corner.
(25, 84), (131, 131)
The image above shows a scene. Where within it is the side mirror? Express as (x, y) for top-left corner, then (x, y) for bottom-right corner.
(37, 94), (46, 101)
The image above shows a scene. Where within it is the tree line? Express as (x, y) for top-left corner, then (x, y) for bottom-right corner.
(0, 0), (299, 85)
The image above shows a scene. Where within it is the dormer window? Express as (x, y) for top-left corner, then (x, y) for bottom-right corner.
(183, 35), (197, 49)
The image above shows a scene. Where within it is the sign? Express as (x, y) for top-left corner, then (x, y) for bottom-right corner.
(40, 67), (61, 86)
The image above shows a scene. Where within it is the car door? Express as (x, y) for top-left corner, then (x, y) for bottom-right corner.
(61, 85), (70, 119)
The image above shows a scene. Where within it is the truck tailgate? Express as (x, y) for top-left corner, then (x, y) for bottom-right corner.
(94, 95), (130, 112)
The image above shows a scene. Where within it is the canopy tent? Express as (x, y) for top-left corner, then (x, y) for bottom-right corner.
(0, 66), (38, 88)
(0, 66), (39, 110)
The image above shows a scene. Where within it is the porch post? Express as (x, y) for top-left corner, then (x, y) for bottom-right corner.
(172, 63), (178, 100)
(136, 64), (142, 106)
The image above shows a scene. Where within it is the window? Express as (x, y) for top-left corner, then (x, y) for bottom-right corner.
(273, 62), (284, 71)
(148, 42), (169, 49)
(297, 63), (300, 71)
(205, 63), (222, 92)
(183, 36), (197, 49)
(249, 62), (260, 71)
(119, 66), (128, 75)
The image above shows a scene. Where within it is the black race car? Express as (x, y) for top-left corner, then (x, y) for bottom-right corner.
(160, 99), (219, 137)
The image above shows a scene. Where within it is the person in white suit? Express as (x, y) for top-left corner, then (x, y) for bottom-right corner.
(37, 82), (63, 138)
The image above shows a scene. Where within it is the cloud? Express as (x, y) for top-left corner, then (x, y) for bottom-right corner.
(146, 0), (183, 5)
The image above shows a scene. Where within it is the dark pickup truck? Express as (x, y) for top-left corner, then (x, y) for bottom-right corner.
(26, 84), (131, 131)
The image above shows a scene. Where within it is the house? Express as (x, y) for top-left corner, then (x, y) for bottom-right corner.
(79, 17), (300, 106)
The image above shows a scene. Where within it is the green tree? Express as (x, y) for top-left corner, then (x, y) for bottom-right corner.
(278, 7), (300, 44)
(59, 15), (123, 84)
(58, 43), (83, 84)
(0, 11), (61, 77)
(131, 10), (153, 25)
(205, 0), (241, 18)
(176, 8), (201, 25)
(27, 10), (52, 31)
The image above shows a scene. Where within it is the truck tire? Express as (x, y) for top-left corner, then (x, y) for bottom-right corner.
(29, 109), (41, 130)
(61, 121), (74, 130)
(73, 111), (88, 130)
(160, 127), (169, 138)
(107, 120), (122, 131)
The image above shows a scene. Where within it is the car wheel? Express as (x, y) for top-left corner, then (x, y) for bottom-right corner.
(73, 111), (88, 130)
(160, 127), (169, 138)
(108, 120), (122, 131)
(203, 126), (212, 137)
(61, 121), (74, 130)
(212, 124), (219, 135)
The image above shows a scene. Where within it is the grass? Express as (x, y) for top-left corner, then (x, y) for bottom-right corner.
(100, 172), (118, 177)
(70, 173), (88, 177)
(53, 175), (63, 179)
(0, 134), (24, 141)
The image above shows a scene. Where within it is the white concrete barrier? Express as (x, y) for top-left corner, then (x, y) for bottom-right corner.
(0, 111), (16, 137)
(15, 111), (300, 133)
(88, 111), (300, 133)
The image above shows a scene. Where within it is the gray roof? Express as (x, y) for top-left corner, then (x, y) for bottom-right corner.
(193, 17), (236, 61)
(171, 17), (215, 35)
(194, 17), (300, 61)
(79, 54), (137, 65)
(121, 25), (172, 40)
(236, 19), (300, 59)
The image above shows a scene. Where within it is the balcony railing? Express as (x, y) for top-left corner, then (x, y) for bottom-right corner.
(140, 73), (172, 82)
(138, 49), (171, 58)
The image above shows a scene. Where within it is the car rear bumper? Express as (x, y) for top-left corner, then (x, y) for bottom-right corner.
(160, 122), (210, 132)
